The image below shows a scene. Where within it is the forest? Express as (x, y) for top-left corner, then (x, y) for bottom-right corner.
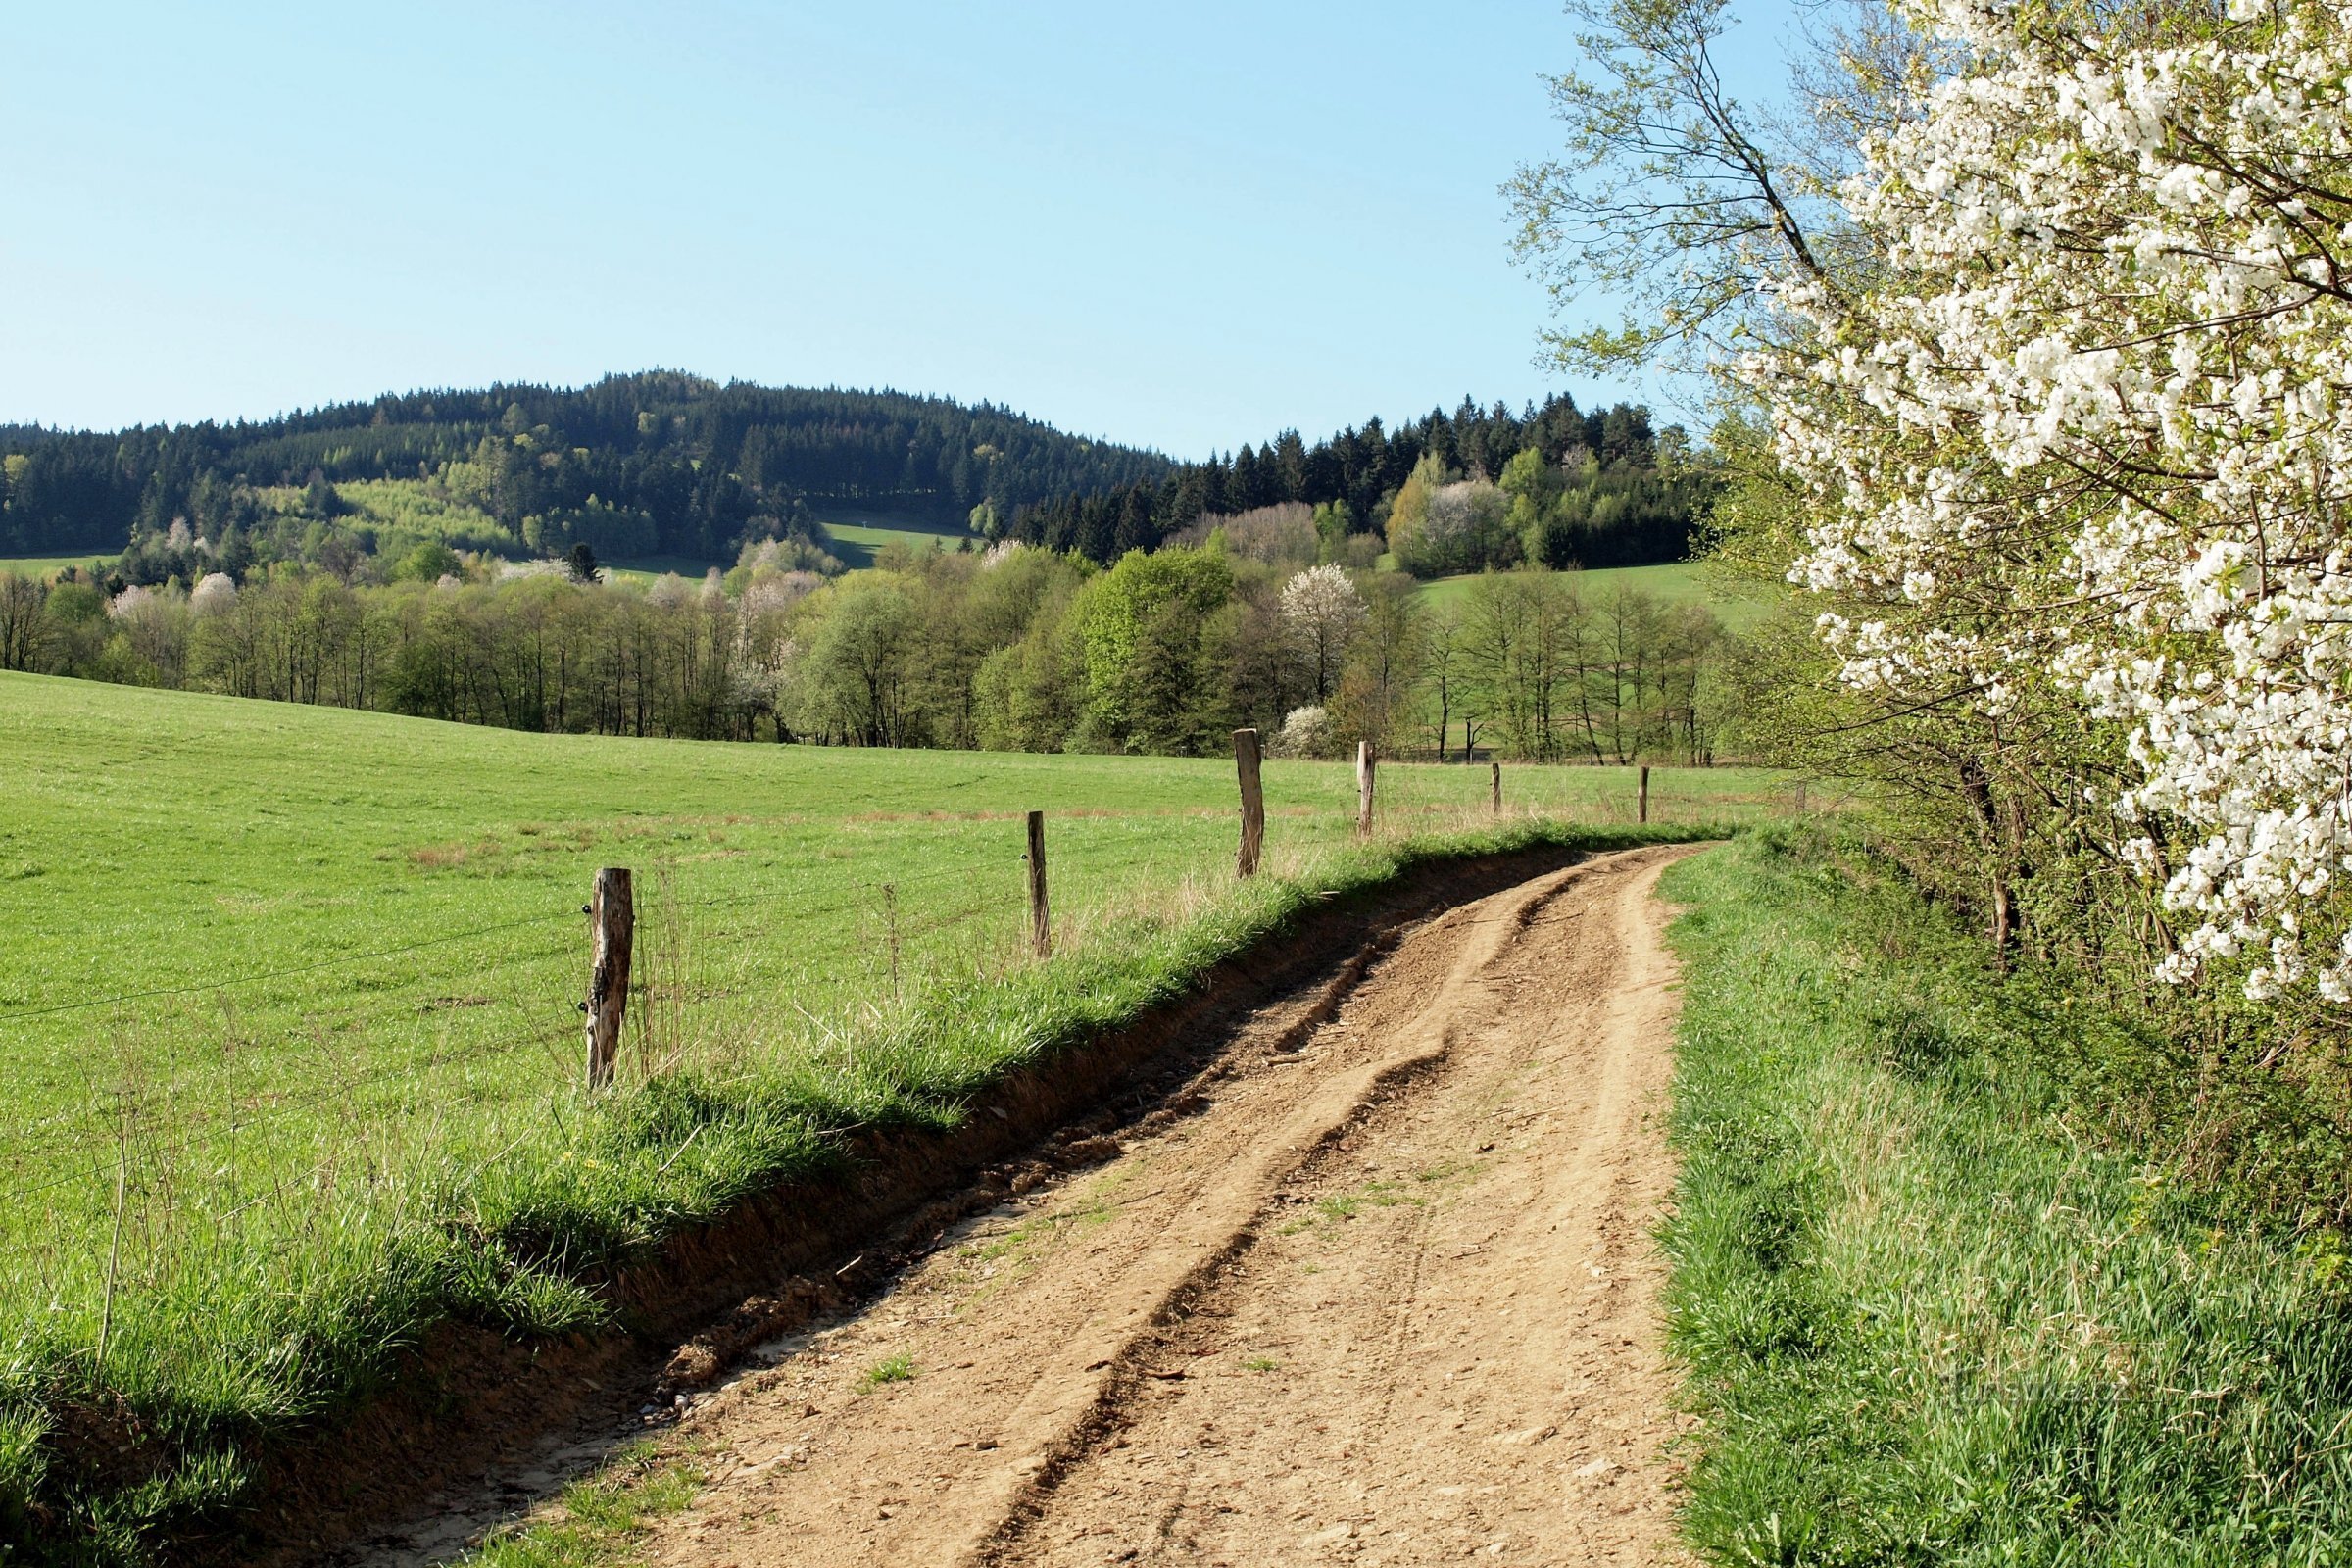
(0, 374), (1171, 561)
(998, 391), (1701, 572)
(0, 375), (1700, 579)
(0, 375), (1719, 766)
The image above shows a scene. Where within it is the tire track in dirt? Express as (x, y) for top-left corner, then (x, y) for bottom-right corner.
(632, 843), (1701, 1568)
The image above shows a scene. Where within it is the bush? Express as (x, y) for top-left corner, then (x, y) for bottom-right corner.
(1269, 704), (1333, 759)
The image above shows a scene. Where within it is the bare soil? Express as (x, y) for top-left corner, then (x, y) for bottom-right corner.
(634, 845), (1700, 1568)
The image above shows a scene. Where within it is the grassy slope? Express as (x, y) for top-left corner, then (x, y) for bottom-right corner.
(1417, 560), (1776, 632)
(604, 513), (969, 580)
(816, 511), (972, 571)
(597, 555), (730, 584)
(1659, 834), (2352, 1563)
(0, 554), (111, 579)
(0, 671), (1786, 1559)
(2, 671), (1784, 1225)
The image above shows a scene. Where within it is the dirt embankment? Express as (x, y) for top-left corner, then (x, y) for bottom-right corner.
(608, 845), (1701, 1568)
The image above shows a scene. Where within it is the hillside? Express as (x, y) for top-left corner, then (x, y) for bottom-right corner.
(0, 372), (1174, 562)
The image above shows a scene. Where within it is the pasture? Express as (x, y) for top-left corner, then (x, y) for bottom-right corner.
(0, 553), (110, 579)
(816, 512), (973, 569)
(0, 670), (1790, 1552)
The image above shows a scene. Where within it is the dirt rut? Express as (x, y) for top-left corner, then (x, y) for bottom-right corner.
(637, 844), (1699, 1567)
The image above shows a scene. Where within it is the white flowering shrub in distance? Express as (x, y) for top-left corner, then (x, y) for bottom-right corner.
(496, 559), (566, 582)
(188, 573), (237, 615)
(1766, 0), (2352, 999)
(646, 572), (695, 612)
(1270, 704), (1334, 760)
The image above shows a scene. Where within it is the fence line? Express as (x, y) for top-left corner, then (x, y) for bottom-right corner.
(2, 774), (1808, 1279)
(0, 908), (585, 1023)
(0, 868), (1035, 1199)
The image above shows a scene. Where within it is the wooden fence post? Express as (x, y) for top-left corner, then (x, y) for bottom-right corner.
(1234, 728), (1264, 878)
(1491, 760), (1501, 815)
(1638, 765), (1651, 824)
(1356, 741), (1377, 836)
(584, 866), (633, 1091)
(1026, 809), (1052, 958)
(1795, 779), (1808, 814)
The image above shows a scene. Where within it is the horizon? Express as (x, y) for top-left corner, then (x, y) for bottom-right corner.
(0, 367), (1679, 458)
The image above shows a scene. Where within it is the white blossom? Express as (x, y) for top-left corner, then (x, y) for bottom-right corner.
(1269, 704), (1334, 760)
(188, 573), (237, 615)
(1279, 564), (1368, 699)
(1765, 0), (2352, 1001)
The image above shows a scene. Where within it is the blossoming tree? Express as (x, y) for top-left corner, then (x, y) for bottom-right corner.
(1759, 0), (2352, 1000)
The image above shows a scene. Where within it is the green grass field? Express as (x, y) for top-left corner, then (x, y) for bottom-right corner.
(602, 513), (969, 582)
(0, 553), (111, 579)
(599, 553), (730, 585)
(817, 512), (973, 570)
(0, 671), (1789, 1556)
(1416, 559), (1778, 631)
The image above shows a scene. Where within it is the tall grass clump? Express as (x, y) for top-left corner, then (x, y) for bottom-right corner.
(1659, 833), (2352, 1564)
(1, 813), (1711, 1563)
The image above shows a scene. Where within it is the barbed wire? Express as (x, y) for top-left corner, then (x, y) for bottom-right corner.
(0, 1010), (579, 1190)
(0, 908), (585, 1023)
(0, 786), (1783, 1298)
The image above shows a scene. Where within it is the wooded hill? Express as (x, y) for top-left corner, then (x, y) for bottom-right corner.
(1002, 393), (1700, 570)
(0, 376), (1702, 574)
(0, 373), (1175, 561)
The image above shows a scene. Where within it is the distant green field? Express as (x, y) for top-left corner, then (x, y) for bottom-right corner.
(0, 553), (110, 579)
(818, 511), (973, 570)
(600, 554), (728, 585)
(1416, 559), (1778, 631)
(600, 513), (970, 582)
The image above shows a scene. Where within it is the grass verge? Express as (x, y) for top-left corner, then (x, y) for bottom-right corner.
(1659, 831), (2352, 1563)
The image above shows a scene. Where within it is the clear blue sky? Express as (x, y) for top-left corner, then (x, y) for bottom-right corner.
(2, 1), (1799, 458)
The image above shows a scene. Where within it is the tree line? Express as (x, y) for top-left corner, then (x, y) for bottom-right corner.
(998, 391), (1704, 570)
(2, 377), (1705, 586)
(0, 373), (1175, 560)
(0, 528), (1730, 766)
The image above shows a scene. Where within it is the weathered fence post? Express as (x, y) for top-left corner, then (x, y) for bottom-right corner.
(1638, 765), (1651, 825)
(1356, 741), (1377, 836)
(1491, 760), (1501, 815)
(1795, 779), (1808, 814)
(1234, 727), (1264, 878)
(584, 867), (634, 1090)
(1026, 809), (1052, 958)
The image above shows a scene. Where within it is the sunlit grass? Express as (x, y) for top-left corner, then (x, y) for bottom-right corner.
(1660, 833), (2352, 1563)
(0, 669), (1765, 1558)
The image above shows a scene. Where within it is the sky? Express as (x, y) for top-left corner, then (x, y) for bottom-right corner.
(2, 1), (1802, 459)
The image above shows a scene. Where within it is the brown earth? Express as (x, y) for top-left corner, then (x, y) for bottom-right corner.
(630, 844), (1701, 1568)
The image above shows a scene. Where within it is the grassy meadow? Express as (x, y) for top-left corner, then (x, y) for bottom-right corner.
(814, 512), (972, 569)
(0, 669), (1784, 1557)
(1659, 834), (2352, 1562)
(0, 555), (111, 580)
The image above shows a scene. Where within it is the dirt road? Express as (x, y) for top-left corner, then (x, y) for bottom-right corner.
(632, 845), (1700, 1568)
